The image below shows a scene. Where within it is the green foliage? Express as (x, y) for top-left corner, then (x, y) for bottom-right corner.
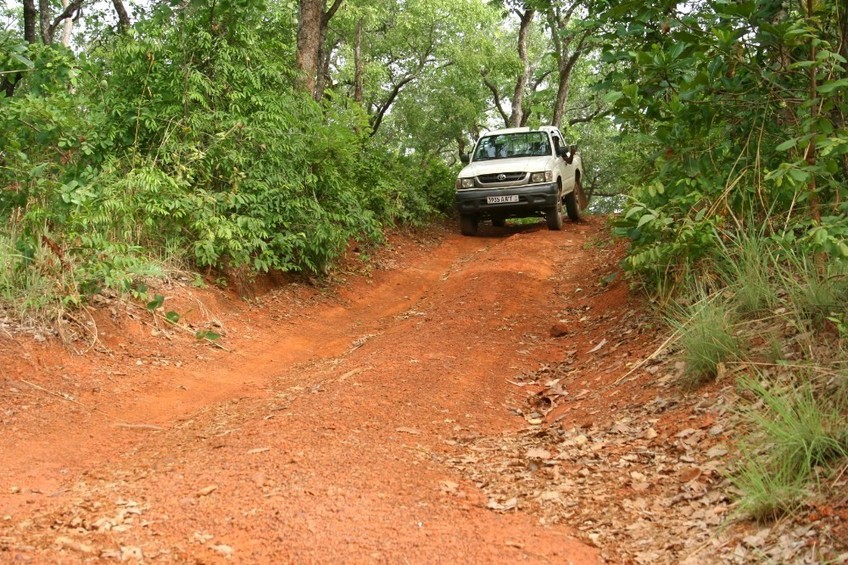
(599, 0), (848, 283)
(0, 0), (457, 323)
(733, 375), (848, 522)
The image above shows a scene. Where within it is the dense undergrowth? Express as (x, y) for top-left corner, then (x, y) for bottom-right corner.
(0, 3), (454, 325)
(598, 0), (848, 530)
(665, 234), (848, 524)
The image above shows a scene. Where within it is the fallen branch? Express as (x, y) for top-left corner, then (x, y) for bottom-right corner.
(613, 330), (679, 385)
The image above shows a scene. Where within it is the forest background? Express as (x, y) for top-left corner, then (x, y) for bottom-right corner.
(1, 0), (847, 531)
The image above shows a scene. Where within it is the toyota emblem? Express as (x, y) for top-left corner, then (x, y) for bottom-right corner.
(497, 173), (507, 181)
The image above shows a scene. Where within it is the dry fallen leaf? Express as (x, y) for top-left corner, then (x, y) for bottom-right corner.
(525, 447), (552, 460)
(588, 339), (608, 353)
(487, 497), (518, 512)
(55, 537), (95, 554)
(210, 544), (234, 557)
(196, 485), (218, 497)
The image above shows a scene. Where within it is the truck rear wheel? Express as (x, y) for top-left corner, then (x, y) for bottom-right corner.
(565, 177), (584, 222)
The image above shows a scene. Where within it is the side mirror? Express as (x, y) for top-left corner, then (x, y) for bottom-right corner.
(459, 152), (470, 164)
(556, 146), (569, 158)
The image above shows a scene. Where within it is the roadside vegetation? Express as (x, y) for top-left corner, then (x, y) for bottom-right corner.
(1, 0), (846, 554)
(603, 0), (848, 532)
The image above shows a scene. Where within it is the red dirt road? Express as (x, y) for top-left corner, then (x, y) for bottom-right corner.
(1, 219), (626, 563)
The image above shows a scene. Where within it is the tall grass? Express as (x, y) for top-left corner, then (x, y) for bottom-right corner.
(672, 230), (848, 522)
(670, 289), (742, 387)
(733, 375), (848, 522)
(0, 229), (67, 326)
(718, 233), (780, 316)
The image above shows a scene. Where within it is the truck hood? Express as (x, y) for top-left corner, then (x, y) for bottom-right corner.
(459, 156), (555, 178)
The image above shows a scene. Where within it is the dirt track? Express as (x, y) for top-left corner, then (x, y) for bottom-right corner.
(1, 218), (639, 563)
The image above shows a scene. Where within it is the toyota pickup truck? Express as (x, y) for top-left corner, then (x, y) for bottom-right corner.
(454, 126), (584, 235)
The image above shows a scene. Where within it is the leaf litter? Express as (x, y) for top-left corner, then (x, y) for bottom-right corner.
(442, 298), (847, 564)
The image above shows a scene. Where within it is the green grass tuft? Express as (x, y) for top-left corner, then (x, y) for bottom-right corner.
(673, 293), (742, 387)
(732, 375), (848, 522)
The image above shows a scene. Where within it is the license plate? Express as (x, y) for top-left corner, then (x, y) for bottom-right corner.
(486, 195), (519, 204)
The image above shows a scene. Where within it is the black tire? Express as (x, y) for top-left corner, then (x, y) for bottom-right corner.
(565, 176), (586, 222)
(491, 217), (506, 227)
(459, 215), (479, 236)
(546, 195), (563, 231)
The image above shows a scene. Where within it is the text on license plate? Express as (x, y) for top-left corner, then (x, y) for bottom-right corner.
(486, 195), (519, 204)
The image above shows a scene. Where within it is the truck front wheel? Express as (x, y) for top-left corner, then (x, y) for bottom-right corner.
(460, 215), (479, 236)
(547, 187), (564, 231)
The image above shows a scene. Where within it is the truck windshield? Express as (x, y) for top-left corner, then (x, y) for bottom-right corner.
(473, 132), (550, 161)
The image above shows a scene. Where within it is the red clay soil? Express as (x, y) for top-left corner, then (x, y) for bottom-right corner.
(0, 217), (637, 563)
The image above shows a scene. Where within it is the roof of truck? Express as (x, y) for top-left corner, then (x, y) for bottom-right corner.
(482, 126), (562, 136)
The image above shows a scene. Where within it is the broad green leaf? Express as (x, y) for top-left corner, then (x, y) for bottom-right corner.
(637, 213), (656, 228)
(818, 79), (848, 95)
(775, 138), (797, 151)
(146, 294), (165, 311)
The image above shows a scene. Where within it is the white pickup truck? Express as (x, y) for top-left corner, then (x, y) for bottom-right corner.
(454, 126), (585, 235)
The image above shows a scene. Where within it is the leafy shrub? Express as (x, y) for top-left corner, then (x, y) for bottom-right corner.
(0, 0), (456, 322)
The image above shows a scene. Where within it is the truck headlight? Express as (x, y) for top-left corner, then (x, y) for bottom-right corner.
(530, 171), (553, 183)
(456, 178), (475, 189)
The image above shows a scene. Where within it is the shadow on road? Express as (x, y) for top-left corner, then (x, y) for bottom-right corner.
(470, 220), (548, 239)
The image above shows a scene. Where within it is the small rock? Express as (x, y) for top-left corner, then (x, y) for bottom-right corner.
(550, 323), (569, 338)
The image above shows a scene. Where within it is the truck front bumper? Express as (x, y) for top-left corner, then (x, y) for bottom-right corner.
(455, 182), (558, 217)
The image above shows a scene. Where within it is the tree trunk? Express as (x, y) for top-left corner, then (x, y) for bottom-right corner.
(60, 0), (73, 47)
(23, 0), (37, 43)
(295, 0), (322, 95)
(295, 0), (343, 99)
(805, 0), (820, 224)
(38, 0), (51, 43)
(508, 9), (534, 127)
(545, 2), (588, 128)
(353, 17), (364, 103)
(2, 0), (38, 97)
(112, 0), (131, 33)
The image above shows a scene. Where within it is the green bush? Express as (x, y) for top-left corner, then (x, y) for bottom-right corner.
(0, 0), (455, 322)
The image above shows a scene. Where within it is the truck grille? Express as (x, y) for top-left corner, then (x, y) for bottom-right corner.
(478, 172), (526, 184)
